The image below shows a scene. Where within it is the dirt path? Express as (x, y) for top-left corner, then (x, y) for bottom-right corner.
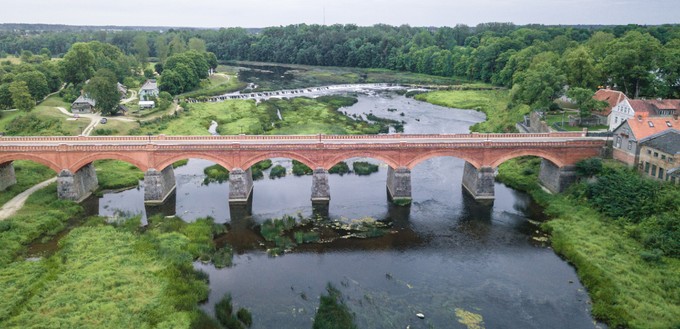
(0, 177), (57, 221)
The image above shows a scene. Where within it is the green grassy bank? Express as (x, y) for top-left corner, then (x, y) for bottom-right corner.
(415, 89), (528, 133)
(496, 158), (680, 329)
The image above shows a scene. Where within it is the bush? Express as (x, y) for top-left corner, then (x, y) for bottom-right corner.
(236, 308), (252, 327)
(203, 164), (229, 185)
(292, 160), (312, 176)
(329, 162), (350, 175)
(352, 161), (379, 176)
(214, 294), (233, 326)
(269, 165), (286, 179)
(575, 158), (603, 178)
(313, 284), (357, 329)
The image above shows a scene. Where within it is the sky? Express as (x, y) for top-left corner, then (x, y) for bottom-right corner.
(1, 0), (679, 28)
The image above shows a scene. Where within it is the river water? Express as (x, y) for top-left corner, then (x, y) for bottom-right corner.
(97, 91), (600, 328)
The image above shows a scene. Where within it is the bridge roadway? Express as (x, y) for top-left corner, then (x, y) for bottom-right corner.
(0, 132), (606, 208)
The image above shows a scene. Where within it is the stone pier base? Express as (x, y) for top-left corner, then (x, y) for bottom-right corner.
(144, 166), (177, 205)
(461, 162), (495, 200)
(229, 168), (253, 203)
(0, 162), (17, 191)
(311, 168), (330, 202)
(538, 159), (577, 193)
(57, 163), (98, 202)
(386, 166), (412, 205)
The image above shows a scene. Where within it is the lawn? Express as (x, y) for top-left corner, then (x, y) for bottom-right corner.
(179, 73), (246, 99)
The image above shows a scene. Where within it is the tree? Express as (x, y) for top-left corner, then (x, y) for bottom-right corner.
(9, 81), (34, 111)
(0, 84), (12, 110)
(85, 69), (120, 115)
(158, 70), (184, 95)
(155, 35), (169, 63)
(188, 38), (206, 52)
(659, 39), (680, 98)
(61, 42), (95, 85)
(562, 46), (600, 89)
(168, 35), (186, 56)
(567, 87), (607, 120)
(132, 34), (150, 65)
(602, 31), (661, 98)
(15, 71), (49, 101)
(512, 53), (566, 109)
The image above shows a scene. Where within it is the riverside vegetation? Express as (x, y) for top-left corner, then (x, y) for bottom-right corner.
(496, 157), (680, 328)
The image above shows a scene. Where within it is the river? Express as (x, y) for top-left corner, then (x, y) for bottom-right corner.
(97, 91), (600, 328)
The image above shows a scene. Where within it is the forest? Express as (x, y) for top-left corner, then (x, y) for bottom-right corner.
(2, 23), (680, 105)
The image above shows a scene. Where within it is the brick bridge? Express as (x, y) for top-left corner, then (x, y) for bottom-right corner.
(0, 132), (604, 206)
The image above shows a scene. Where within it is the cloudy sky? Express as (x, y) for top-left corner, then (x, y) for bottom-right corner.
(1, 0), (678, 27)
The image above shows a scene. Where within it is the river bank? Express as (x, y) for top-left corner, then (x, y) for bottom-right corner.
(495, 157), (680, 329)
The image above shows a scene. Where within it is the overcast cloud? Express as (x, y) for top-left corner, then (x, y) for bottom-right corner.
(1, 0), (678, 27)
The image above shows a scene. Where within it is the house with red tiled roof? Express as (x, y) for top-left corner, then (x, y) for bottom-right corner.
(592, 88), (627, 126)
(612, 115), (680, 165)
(609, 98), (680, 131)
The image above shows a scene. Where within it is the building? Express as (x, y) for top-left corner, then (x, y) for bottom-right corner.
(591, 88), (627, 126)
(638, 129), (680, 184)
(609, 99), (680, 131)
(612, 115), (679, 165)
(139, 79), (159, 100)
(117, 82), (128, 99)
(71, 95), (96, 114)
(139, 100), (155, 109)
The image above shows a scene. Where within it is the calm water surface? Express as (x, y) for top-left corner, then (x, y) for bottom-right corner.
(98, 92), (600, 329)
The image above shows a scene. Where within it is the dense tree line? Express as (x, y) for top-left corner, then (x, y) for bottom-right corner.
(2, 23), (680, 108)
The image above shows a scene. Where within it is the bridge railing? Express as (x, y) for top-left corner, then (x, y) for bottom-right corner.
(0, 131), (586, 143)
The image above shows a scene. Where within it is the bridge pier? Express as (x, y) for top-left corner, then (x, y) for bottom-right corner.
(538, 159), (577, 193)
(311, 168), (330, 203)
(386, 166), (411, 205)
(0, 162), (16, 191)
(144, 166), (176, 205)
(57, 163), (98, 202)
(461, 162), (495, 200)
(229, 168), (253, 203)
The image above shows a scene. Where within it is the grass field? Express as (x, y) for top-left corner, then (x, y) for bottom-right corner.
(131, 96), (381, 136)
(415, 89), (527, 133)
(180, 73), (246, 99)
(0, 161), (55, 207)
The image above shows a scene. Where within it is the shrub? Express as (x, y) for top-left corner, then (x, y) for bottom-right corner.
(269, 165), (286, 179)
(214, 294), (233, 326)
(352, 161), (379, 176)
(292, 160), (312, 176)
(313, 284), (357, 329)
(236, 308), (253, 327)
(329, 162), (350, 175)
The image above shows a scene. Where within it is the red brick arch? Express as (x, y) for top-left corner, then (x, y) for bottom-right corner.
(154, 153), (235, 172)
(69, 152), (149, 172)
(0, 154), (61, 173)
(323, 151), (400, 170)
(240, 151), (318, 171)
(489, 149), (566, 168)
(405, 150), (481, 170)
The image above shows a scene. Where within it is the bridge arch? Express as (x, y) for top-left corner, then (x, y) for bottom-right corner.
(69, 153), (149, 173)
(0, 154), (61, 173)
(489, 149), (566, 168)
(154, 153), (235, 172)
(241, 152), (317, 171)
(405, 150), (481, 170)
(323, 151), (399, 170)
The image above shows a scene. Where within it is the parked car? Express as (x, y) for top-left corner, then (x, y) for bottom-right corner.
(100, 118), (107, 124)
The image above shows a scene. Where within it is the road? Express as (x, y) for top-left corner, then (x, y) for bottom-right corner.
(0, 177), (57, 221)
